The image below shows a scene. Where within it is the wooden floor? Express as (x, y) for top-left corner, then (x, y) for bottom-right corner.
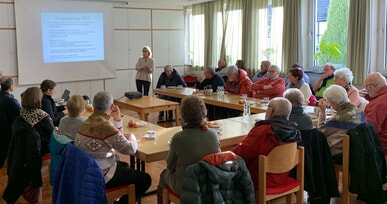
(0, 109), (364, 204)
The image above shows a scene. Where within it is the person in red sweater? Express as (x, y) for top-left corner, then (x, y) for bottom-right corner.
(232, 97), (301, 190)
(364, 72), (387, 151)
(225, 65), (254, 96)
(252, 65), (285, 99)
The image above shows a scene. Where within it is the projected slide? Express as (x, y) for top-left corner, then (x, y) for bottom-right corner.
(41, 13), (104, 63)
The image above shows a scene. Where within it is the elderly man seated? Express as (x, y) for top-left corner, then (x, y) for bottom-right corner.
(283, 88), (313, 131)
(225, 65), (253, 96)
(232, 97), (301, 190)
(313, 63), (335, 100)
(364, 72), (387, 151)
(195, 67), (226, 92)
(252, 65), (285, 99)
(75, 91), (151, 202)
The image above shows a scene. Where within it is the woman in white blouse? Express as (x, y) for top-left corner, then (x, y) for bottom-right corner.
(286, 67), (312, 105)
(135, 46), (154, 96)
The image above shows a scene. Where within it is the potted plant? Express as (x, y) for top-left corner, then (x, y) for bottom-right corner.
(313, 42), (342, 65)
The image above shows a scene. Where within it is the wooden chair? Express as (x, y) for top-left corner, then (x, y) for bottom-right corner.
(256, 143), (304, 204)
(334, 134), (350, 204)
(106, 184), (136, 204)
(162, 188), (180, 204)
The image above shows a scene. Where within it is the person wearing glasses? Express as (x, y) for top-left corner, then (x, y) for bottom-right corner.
(364, 72), (387, 151)
(252, 65), (285, 99)
(135, 46), (154, 96)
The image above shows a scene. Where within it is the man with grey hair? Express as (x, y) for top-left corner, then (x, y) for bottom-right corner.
(283, 88), (313, 130)
(195, 67), (226, 92)
(313, 63), (336, 99)
(252, 64), (285, 99)
(225, 65), (253, 96)
(364, 72), (387, 151)
(75, 91), (151, 202)
(0, 77), (21, 167)
(232, 97), (301, 190)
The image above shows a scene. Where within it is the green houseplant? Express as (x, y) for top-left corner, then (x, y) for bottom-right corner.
(313, 42), (342, 65)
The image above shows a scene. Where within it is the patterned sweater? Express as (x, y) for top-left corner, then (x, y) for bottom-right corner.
(75, 110), (137, 183)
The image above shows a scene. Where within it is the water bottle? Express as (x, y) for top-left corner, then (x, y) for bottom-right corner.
(205, 85), (213, 96)
(217, 86), (224, 99)
(243, 100), (250, 124)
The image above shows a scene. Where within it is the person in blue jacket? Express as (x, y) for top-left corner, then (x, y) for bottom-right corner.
(156, 65), (186, 122)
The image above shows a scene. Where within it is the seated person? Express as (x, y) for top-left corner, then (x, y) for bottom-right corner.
(333, 67), (361, 107)
(252, 60), (270, 83)
(232, 97), (301, 190)
(225, 65), (254, 96)
(215, 59), (228, 82)
(40, 79), (66, 126)
(158, 95), (220, 200)
(235, 59), (246, 70)
(252, 65), (285, 99)
(317, 85), (366, 157)
(75, 91), (151, 202)
(284, 63), (310, 85)
(363, 72), (387, 151)
(156, 65), (187, 122)
(2, 87), (54, 204)
(49, 95), (87, 185)
(313, 63), (335, 100)
(286, 67), (312, 105)
(195, 67), (226, 92)
(283, 88), (313, 130)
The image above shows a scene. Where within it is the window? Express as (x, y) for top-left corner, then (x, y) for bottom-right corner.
(313, 0), (349, 67)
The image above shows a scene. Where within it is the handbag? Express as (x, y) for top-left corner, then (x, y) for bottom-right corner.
(22, 185), (40, 204)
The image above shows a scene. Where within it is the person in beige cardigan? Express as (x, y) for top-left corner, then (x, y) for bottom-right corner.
(135, 46), (154, 96)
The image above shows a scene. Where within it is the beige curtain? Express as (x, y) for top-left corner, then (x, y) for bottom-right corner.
(191, 4), (206, 67)
(347, 0), (369, 85)
(271, 0), (284, 69)
(242, 0), (268, 76)
(282, 0), (302, 75)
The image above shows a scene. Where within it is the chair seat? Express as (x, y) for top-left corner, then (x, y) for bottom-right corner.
(266, 177), (301, 195)
(105, 185), (128, 193)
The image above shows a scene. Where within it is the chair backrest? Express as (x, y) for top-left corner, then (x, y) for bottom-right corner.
(258, 142), (304, 204)
(262, 142), (300, 173)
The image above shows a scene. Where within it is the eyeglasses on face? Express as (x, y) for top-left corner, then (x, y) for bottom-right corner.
(268, 70), (277, 73)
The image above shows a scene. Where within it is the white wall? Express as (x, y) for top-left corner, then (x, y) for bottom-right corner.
(0, 1), (186, 101)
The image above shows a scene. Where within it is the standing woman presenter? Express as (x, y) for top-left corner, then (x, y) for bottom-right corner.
(135, 46), (154, 96)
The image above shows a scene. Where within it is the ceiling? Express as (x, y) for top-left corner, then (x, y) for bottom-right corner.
(125, 0), (211, 6)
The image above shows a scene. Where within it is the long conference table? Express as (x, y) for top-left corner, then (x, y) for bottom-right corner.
(153, 87), (267, 114)
(119, 113), (266, 171)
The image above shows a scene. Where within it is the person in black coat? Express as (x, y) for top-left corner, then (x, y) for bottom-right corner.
(195, 67), (226, 92)
(40, 79), (66, 126)
(0, 77), (21, 167)
(156, 65), (186, 122)
(2, 87), (55, 203)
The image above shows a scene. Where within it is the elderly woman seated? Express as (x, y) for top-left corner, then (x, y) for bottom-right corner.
(317, 85), (366, 158)
(286, 67), (312, 105)
(158, 95), (220, 201)
(333, 67), (362, 107)
(283, 88), (313, 130)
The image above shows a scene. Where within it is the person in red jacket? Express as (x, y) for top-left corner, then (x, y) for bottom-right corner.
(252, 65), (285, 99)
(232, 97), (301, 190)
(225, 65), (253, 96)
(364, 72), (387, 151)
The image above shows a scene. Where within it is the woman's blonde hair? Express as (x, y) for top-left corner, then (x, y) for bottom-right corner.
(67, 95), (86, 117)
(180, 95), (207, 124)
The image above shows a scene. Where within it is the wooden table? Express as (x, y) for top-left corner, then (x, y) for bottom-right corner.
(154, 87), (267, 114)
(114, 96), (180, 125)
